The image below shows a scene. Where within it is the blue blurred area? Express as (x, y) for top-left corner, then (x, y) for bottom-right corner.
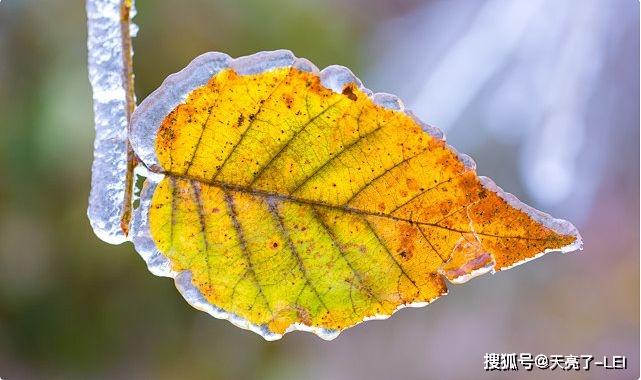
(0, 1), (638, 379)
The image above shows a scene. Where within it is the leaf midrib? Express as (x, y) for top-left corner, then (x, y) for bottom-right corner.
(160, 171), (553, 242)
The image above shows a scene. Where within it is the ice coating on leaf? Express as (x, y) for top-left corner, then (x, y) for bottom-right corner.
(320, 65), (372, 97)
(406, 110), (445, 140)
(478, 176), (583, 265)
(292, 57), (320, 74)
(372, 92), (404, 111)
(230, 49), (295, 75)
(130, 171), (175, 278)
(455, 151), (477, 171)
(129, 52), (232, 170)
(86, 0), (136, 244)
(128, 50), (582, 340)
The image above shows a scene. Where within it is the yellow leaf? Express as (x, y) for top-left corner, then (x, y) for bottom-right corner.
(129, 51), (582, 340)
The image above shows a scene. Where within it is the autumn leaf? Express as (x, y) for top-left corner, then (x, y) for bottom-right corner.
(128, 50), (582, 340)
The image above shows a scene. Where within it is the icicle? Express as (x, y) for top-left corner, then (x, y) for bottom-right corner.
(86, 0), (136, 244)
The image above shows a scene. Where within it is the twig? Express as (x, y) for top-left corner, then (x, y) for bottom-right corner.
(119, 0), (137, 236)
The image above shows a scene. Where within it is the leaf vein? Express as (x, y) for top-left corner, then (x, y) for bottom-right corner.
(223, 190), (273, 316)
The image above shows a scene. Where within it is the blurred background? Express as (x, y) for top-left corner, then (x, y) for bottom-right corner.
(0, 0), (638, 379)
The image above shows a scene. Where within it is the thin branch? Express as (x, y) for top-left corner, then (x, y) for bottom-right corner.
(119, 0), (137, 236)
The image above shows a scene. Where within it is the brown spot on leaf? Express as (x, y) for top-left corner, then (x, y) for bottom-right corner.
(295, 305), (312, 326)
(342, 84), (358, 101)
(406, 177), (419, 191)
(282, 93), (294, 108)
(397, 223), (417, 260)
